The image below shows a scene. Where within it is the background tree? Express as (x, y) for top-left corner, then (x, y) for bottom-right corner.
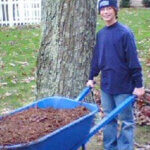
(36, 0), (97, 99)
(120, 0), (131, 7)
(142, 0), (150, 7)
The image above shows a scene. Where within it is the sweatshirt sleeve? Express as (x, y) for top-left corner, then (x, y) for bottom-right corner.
(124, 30), (143, 88)
(89, 34), (100, 80)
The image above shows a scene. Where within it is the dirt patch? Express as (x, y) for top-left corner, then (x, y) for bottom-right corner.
(0, 106), (89, 146)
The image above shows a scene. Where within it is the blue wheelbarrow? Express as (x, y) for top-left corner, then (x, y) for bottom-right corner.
(0, 87), (136, 150)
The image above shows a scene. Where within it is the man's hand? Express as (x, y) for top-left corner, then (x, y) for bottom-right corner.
(132, 87), (145, 98)
(86, 80), (95, 88)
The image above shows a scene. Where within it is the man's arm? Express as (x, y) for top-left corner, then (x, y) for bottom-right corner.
(124, 30), (145, 97)
(89, 34), (100, 80)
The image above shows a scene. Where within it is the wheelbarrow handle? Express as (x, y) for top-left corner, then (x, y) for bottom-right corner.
(83, 95), (137, 144)
(75, 86), (92, 101)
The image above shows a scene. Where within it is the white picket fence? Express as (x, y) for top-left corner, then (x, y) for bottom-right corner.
(0, 0), (41, 27)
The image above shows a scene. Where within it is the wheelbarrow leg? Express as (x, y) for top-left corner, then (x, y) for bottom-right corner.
(81, 144), (86, 150)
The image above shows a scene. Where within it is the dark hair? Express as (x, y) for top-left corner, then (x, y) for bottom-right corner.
(99, 6), (118, 19)
(113, 7), (118, 19)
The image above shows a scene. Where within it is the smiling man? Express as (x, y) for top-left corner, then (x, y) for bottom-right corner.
(87, 0), (145, 150)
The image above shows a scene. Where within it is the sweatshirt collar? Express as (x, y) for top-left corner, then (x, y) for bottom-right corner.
(106, 21), (118, 29)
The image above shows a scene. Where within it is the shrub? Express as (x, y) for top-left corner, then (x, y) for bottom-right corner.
(142, 0), (150, 7)
(120, 0), (131, 8)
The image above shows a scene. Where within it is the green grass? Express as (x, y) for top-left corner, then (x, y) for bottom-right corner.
(0, 25), (41, 114)
(135, 125), (150, 144)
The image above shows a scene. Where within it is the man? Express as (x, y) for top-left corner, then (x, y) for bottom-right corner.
(87, 0), (145, 150)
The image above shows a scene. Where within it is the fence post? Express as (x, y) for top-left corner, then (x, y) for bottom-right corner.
(8, 0), (13, 27)
(19, 0), (25, 25)
(39, 0), (41, 23)
(0, 1), (2, 23)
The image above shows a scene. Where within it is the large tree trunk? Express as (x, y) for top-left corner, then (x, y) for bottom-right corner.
(36, 0), (97, 100)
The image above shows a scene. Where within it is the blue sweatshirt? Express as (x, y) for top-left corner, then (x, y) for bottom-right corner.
(89, 22), (143, 94)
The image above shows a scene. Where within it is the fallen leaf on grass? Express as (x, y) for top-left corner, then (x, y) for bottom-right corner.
(0, 82), (8, 87)
(0, 64), (5, 69)
(9, 63), (16, 67)
(16, 61), (29, 66)
(11, 79), (17, 84)
(146, 63), (150, 67)
(21, 77), (35, 83)
(0, 108), (11, 115)
(4, 92), (12, 97)
(9, 41), (17, 46)
(31, 85), (36, 89)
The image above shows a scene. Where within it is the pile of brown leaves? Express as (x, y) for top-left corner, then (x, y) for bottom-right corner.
(135, 89), (150, 125)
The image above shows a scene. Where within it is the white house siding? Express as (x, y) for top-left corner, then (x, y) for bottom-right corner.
(131, 0), (143, 7)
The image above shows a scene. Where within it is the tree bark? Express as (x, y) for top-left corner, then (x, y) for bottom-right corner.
(36, 0), (97, 100)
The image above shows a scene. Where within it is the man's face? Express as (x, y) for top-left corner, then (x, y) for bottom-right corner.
(100, 6), (116, 22)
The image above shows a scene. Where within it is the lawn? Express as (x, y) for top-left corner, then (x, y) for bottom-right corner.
(0, 8), (150, 147)
(0, 25), (41, 114)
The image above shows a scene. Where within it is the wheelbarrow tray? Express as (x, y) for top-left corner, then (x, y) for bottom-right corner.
(0, 96), (98, 150)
